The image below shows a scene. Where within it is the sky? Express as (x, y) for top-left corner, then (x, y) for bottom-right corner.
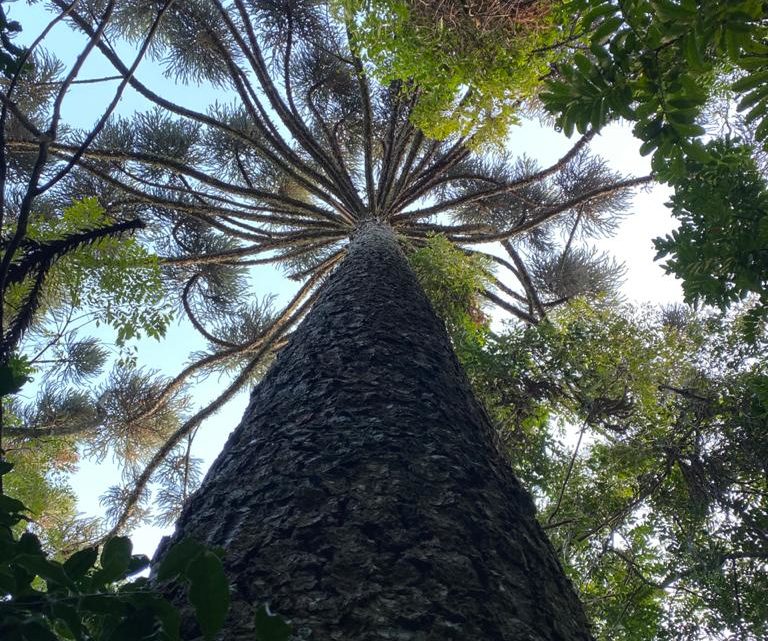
(11, 2), (684, 559)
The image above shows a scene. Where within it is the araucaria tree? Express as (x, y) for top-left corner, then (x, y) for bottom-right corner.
(4, 0), (656, 637)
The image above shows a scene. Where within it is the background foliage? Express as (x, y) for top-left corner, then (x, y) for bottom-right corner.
(335, 0), (568, 142)
(540, 0), (768, 326)
(0, 458), (251, 641)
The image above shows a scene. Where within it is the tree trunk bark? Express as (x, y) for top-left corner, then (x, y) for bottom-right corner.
(157, 221), (593, 640)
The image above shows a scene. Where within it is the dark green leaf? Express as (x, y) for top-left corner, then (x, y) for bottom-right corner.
(744, 99), (767, 125)
(127, 554), (150, 576)
(79, 593), (129, 616)
(582, 3), (619, 29)
(732, 70), (768, 92)
(592, 17), (624, 45)
(0, 495), (28, 516)
(20, 620), (59, 641)
(667, 97), (704, 109)
(737, 85), (768, 111)
(186, 551), (229, 641)
(155, 538), (205, 581)
(63, 547), (98, 580)
(639, 139), (659, 156)
(105, 613), (157, 641)
(254, 605), (291, 641)
(0, 566), (17, 593)
(682, 140), (711, 163)
(573, 53), (593, 75)
(51, 603), (86, 641)
(671, 122), (706, 137)
(17, 532), (43, 556)
(129, 593), (181, 640)
(754, 116), (768, 142)
(590, 97), (606, 130)
(0, 359), (30, 397)
(14, 555), (73, 588)
(651, 0), (695, 22)
(684, 33), (706, 71)
(95, 537), (133, 584)
(738, 54), (768, 70)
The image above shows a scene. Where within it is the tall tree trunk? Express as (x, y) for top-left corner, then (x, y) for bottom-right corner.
(157, 221), (593, 640)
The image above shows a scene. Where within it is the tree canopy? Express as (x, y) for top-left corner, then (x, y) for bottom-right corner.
(0, 1), (766, 639)
(542, 0), (768, 328)
(341, 0), (768, 326)
(481, 303), (768, 640)
(334, 0), (569, 142)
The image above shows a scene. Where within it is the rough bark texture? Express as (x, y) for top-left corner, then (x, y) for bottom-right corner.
(156, 221), (593, 640)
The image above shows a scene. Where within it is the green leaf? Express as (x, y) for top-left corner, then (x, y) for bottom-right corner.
(127, 554), (150, 576)
(582, 3), (619, 30)
(738, 54), (768, 70)
(0, 356), (31, 397)
(754, 116), (768, 142)
(732, 70), (768, 92)
(105, 613), (157, 641)
(724, 27), (741, 59)
(651, 0), (695, 22)
(95, 537), (133, 584)
(155, 538), (205, 581)
(737, 84), (768, 111)
(63, 547), (98, 580)
(254, 605), (292, 641)
(186, 551), (230, 641)
(590, 97), (607, 130)
(667, 107), (699, 124)
(667, 97), (704, 109)
(671, 122), (706, 137)
(639, 139), (659, 156)
(744, 98), (767, 125)
(684, 33), (706, 71)
(573, 53), (593, 75)
(14, 555), (73, 589)
(129, 593), (181, 640)
(50, 603), (86, 641)
(592, 16), (624, 45)
(0, 494), (29, 517)
(561, 105), (577, 137)
(79, 593), (129, 616)
(20, 620), (59, 641)
(634, 116), (664, 140)
(682, 140), (711, 163)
